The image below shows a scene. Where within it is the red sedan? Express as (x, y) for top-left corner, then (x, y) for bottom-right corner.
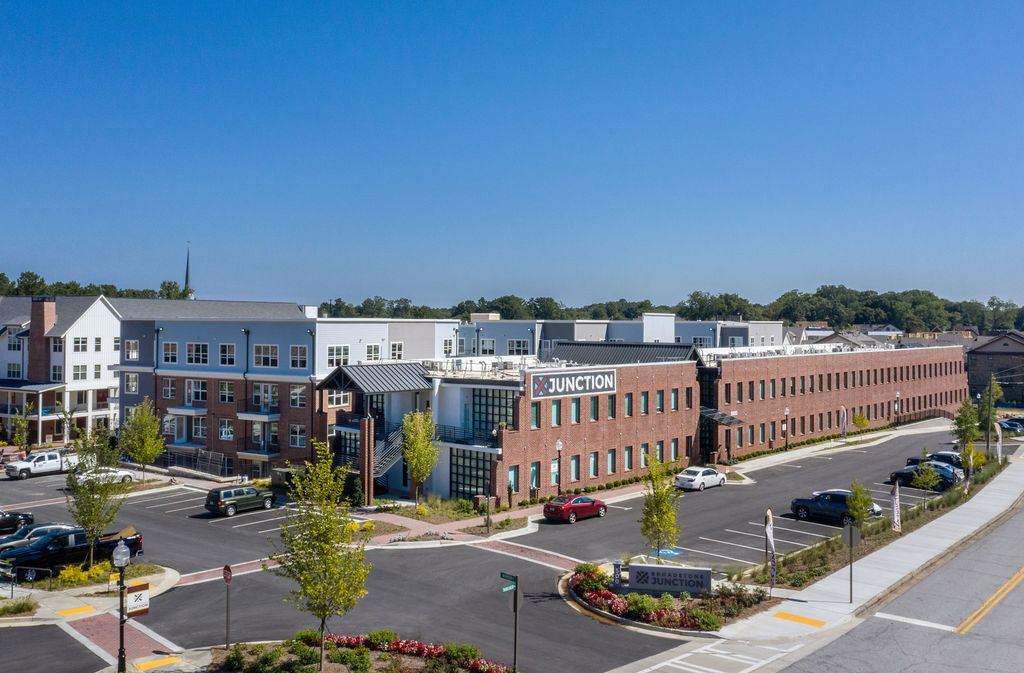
(543, 495), (607, 524)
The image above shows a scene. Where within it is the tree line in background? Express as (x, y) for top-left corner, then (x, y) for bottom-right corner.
(5, 269), (1023, 332)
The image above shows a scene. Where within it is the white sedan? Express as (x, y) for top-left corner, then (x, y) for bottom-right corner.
(674, 467), (725, 491)
(71, 467), (135, 485)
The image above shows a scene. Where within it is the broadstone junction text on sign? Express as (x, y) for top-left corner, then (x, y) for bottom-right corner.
(628, 564), (712, 594)
(530, 370), (616, 399)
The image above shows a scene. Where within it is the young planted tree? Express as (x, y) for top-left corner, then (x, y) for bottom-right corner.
(266, 440), (371, 671)
(401, 410), (439, 506)
(952, 397), (979, 451)
(979, 378), (1004, 445)
(11, 403), (32, 449)
(852, 413), (869, 432)
(847, 479), (874, 528)
(119, 397), (165, 484)
(910, 461), (941, 492)
(639, 455), (682, 564)
(65, 431), (131, 566)
(56, 401), (79, 446)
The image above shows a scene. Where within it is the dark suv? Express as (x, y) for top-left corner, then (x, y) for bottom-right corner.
(791, 489), (882, 526)
(205, 486), (275, 517)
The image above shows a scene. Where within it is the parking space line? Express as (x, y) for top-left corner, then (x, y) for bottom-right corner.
(132, 490), (191, 504)
(747, 522), (830, 538)
(232, 514), (290, 528)
(698, 536), (765, 553)
(164, 503), (208, 513)
(147, 497), (204, 508)
(208, 508), (278, 523)
(674, 546), (757, 565)
(725, 529), (808, 547)
(870, 487), (929, 500)
(873, 482), (932, 495)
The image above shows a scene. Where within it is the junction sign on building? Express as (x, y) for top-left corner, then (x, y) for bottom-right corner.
(530, 370), (616, 399)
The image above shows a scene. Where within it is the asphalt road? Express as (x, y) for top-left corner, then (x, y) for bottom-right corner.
(777, 481), (1024, 673)
(0, 624), (104, 673)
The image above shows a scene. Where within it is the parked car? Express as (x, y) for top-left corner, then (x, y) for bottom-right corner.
(0, 526), (142, 582)
(998, 420), (1023, 433)
(790, 489), (882, 526)
(890, 461), (961, 490)
(70, 467), (135, 486)
(5, 451), (79, 479)
(204, 486), (275, 517)
(0, 523), (76, 552)
(907, 451), (965, 473)
(675, 467), (726, 491)
(543, 495), (607, 524)
(0, 511), (34, 535)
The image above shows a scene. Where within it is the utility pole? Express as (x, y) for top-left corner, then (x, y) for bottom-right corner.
(986, 373), (993, 458)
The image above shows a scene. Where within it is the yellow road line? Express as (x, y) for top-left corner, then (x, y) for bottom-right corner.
(56, 606), (95, 616)
(773, 611), (826, 627)
(956, 565), (1024, 634)
(137, 656), (181, 671)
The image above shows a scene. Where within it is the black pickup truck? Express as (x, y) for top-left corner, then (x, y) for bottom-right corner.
(0, 526), (143, 581)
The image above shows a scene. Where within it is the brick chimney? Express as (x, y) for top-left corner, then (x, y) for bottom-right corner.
(27, 296), (56, 383)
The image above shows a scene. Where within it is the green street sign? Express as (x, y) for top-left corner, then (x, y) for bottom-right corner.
(500, 572), (517, 582)
(501, 584), (517, 593)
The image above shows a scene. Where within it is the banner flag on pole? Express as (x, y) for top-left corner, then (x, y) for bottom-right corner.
(964, 450), (973, 495)
(996, 423), (1003, 464)
(891, 481), (901, 533)
(765, 509), (776, 588)
(840, 406), (848, 439)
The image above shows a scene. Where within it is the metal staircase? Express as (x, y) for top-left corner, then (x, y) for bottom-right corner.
(372, 424), (405, 477)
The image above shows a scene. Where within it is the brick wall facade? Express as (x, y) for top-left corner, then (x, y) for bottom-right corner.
(27, 297), (56, 382)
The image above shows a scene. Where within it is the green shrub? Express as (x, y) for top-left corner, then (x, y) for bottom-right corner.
(57, 565), (90, 587)
(87, 560), (113, 579)
(688, 607), (722, 631)
(292, 628), (320, 646)
(443, 642), (481, 664)
(367, 628), (399, 649)
(453, 499), (475, 516)
(336, 646), (371, 673)
(296, 644), (319, 665)
(626, 592), (658, 618)
(247, 643), (266, 656)
(425, 656), (460, 673)
(657, 593), (675, 610)
(0, 598), (34, 617)
(223, 644), (246, 671)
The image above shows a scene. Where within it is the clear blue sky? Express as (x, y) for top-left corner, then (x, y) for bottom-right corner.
(3, 2), (1021, 307)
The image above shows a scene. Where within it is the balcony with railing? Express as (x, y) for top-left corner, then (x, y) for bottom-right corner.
(237, 404), (281, 422)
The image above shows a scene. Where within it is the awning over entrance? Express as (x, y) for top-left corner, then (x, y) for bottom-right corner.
(0, 380), (65, 394)
(699, 406), (746, 427)
(318, 362), (432, 395)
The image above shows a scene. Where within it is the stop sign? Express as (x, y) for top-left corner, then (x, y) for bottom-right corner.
(223, 565), (232, 584)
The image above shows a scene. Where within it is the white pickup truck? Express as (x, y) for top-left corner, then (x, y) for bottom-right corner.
(5, 451), (79, 480)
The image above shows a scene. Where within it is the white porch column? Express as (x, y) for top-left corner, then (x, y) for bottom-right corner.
(36, 391), (43, 445)
(86, 388), (94, 437)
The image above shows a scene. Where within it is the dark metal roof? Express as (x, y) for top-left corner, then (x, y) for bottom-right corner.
(544, 341), (697, 365)
(0, 379), (65, 393)
(318, 362), (432, 394)
(700, 406), (746, 427)
(109, 297), (309, 321)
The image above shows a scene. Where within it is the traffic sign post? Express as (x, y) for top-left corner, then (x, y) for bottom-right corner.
(224, 565), (232, 649)
(500, 573), (519, 672)
(842, 525), (861, 603)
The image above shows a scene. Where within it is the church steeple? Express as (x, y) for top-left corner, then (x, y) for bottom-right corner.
(184, 242), (195, 300)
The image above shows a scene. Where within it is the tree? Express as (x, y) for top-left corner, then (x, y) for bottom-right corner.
(265, 440), (371, 671)
(65, 431), (130, 566)
(852, 413), (868, 432)
(910, 450), (941, 492)
(979, 377), (1004, 440)
(639, 455), (682, 564)
(11, 403), (32, 448)
(119, 397), (165, 484)
(952, 397), (979, 451)
(847, 480), (874, 528)
(961, 442), (986, 474)
(401, 410), (439, 506)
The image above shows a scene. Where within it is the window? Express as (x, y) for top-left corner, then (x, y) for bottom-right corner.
(254, 345), (279, 367)
(7, 333), (21, 351)
(728, 336), (744, 347)
(162, 379), (176, 399)
(163, 342), (178, 364)
(671, 388), (679, 410)
(625, 446), (633, 470)
(93, 364), (101, 379)
(328, 390), (350, 407)
(185, 343), (209, 365)
(253, 383), (279, 408)
(759, 380), (765, 400)
(114, 337), (120, 352)
(570, 455), (580, 481)
(770, 422), (776, 440)
(479, 338), (495, 355)
(443, 338), (454, 356)
(365, 344), (381, 361)
(759, 423), (765, 443)
(507, 339), (529, 356)
(161, 415), (173, 435)
(219, 381), (234, 403)
(551, 399), (561, 426)
(656, 440), (664, 461)
(7, 363), (22, 379)
(800, 376), (805, 394)
(624, 393), (633, 417)
(693, 336), (712, 347)
(508, 465), (519, 493)
(290, 384), (307, 408)
(640, 391), (649, 415)
(671, 438), (679, 460)
(126, 340), (139, 361)
(290, 345), (308, 368)
(192, 416), (207, 438)
(187, 379), (208, 402)
(550, 459), (559, 485)
(219, 419), (234, 440)
(51, 365), (62, 382)
(73, 364), (87, 381)
(125, 373), (138, 393)
(51, 338), (63, 353)
(571, 398), (580, 423)
(530, 462), (540, 489)
(94, 337), (102, 352)
(724, 384), (731, 404)
(220, 343), (236, 366)
(327, 345), (349, 367)
(530, 402), (540, 429)
(289, 424), (307, 448)
(737, 382), (743, 402)
(770, 379), (776, 398)
(686, 387), (693, 409)
(607, 449), (616, 474)
(74, 337), (87, 352)
(737, 428), (743, 448)
(748, 425), (754, 446)
(590, 396), (598, 421)
(389, 342), (403, 360)
(458, 337), (466, 355)
(641, 444), (649, 467)
(607, 395), (616, 419)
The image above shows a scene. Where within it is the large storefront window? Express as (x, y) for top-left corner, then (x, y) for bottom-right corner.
(450, 448), (493, 501)
(472, 389), (514, 437)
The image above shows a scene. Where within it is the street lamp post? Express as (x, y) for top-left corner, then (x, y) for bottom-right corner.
(555, 439), (563, 496)
(784, 407), (790, 450)
(112, 539), (131, 673)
